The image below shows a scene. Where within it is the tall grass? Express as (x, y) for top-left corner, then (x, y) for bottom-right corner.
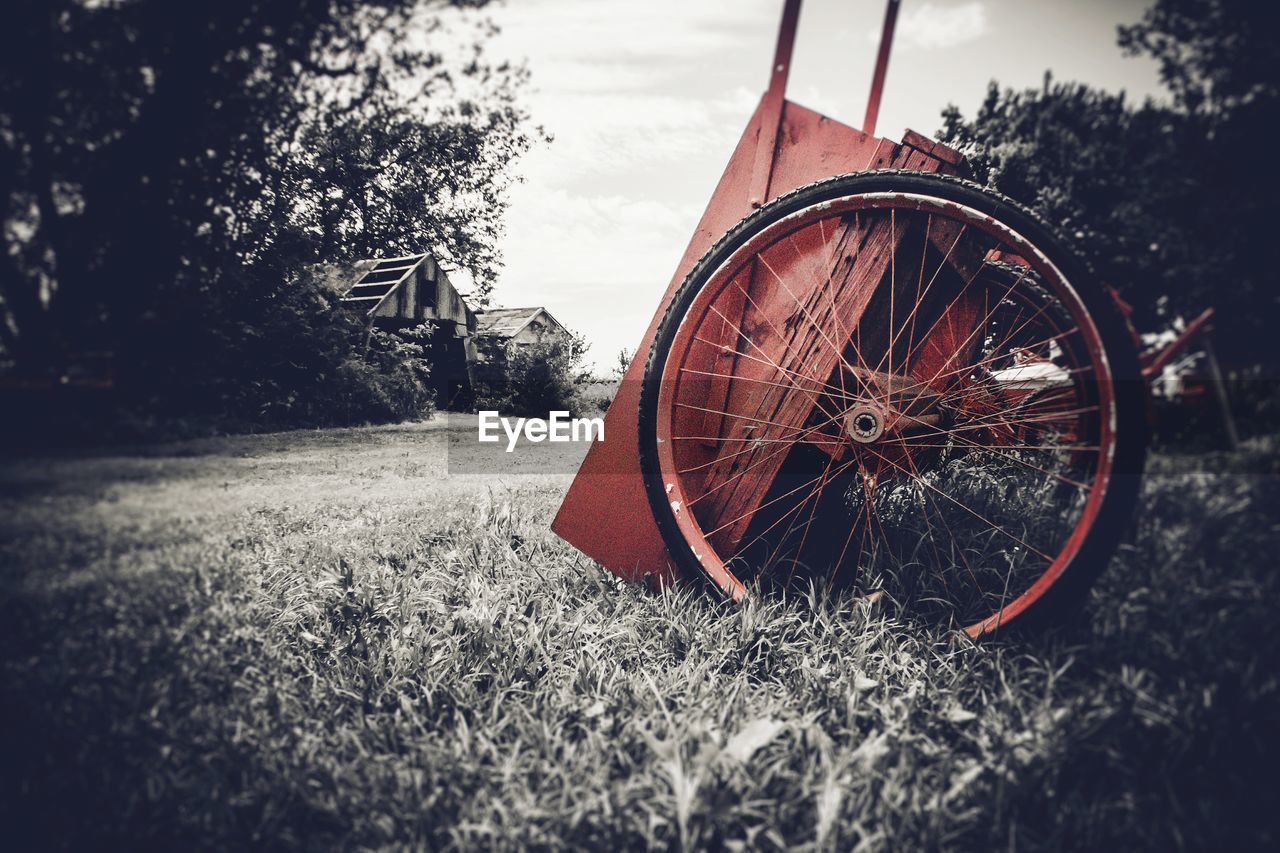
(1, 423), (1276, 850)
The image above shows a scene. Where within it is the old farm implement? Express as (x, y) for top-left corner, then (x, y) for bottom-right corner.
(553, 0), (1206, 637)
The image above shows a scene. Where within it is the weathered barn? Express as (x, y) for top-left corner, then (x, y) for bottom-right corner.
(470, 307), (573, 388)
(326, 255), (579, 408)
(335, 252), (477, 408)
(474, 306), (571, 349)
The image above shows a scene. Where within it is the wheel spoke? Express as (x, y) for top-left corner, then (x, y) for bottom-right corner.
(650, 189), (1127, 635)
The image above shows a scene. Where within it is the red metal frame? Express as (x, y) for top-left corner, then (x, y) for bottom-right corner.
(552, 0), (967, 585)
(863, 0), (901, 137)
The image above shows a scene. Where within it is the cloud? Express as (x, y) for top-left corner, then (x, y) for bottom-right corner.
(516, 90), (743, 185)
(489, 0), (1013, 368)
(490, 2), (770, 188)
(494, 185), (699, 367)
(493, 0), (775, 100)
(481, 1), (772, 361)
(883, 2), (989, 50)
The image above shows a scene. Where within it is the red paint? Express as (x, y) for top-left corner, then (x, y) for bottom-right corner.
(863, 0), (902, 138)
(551, 2), (965, 586)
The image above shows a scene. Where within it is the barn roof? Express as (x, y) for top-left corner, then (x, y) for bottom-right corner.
(475, 307), (565, 339)
(335, 252), (428, 316)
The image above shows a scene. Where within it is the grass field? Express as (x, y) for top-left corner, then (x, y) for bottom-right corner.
(2, 417), (1277, 850)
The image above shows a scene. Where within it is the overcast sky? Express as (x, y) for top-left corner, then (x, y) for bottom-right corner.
(482, 0), (1165, 370)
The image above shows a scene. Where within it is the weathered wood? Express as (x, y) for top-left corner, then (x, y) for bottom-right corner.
(901, 129), (965, 167)
(697, 208), (991, 554)
(700, 211), (905, 553)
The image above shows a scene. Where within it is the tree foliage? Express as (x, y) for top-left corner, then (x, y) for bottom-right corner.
(1118, 0), (1279, 119)
(0, 0), (538, 429)
(938, 0), (1279, 366)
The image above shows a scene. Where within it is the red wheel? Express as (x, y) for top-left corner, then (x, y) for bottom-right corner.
(638, 172), (1146, 637)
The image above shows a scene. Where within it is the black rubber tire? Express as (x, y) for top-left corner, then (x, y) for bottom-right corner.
(637, 170), (1148, 632)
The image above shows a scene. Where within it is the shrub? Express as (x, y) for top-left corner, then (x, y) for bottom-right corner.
(317, 325), (436, 427)
(473, 333), (591, 417)
(176, 266), (436, 432)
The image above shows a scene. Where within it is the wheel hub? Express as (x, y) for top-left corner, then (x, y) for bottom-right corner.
(845, 405), (885, 443)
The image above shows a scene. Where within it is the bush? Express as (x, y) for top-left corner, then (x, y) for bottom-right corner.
(154, 265), (437, 433)
(0, 265), (439, 447)
(473, 333), (591, 417)
(317, 326), (436, 427)
(937, 1), (1280, 370)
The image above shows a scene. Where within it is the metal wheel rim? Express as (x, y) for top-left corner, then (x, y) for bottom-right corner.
(652, 191), (1117, 637)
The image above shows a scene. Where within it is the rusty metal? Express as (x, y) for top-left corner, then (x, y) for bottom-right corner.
(749, 0), (801, 209)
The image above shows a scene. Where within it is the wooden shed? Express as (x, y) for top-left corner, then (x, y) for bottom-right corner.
(336, 252), (477, 408)
(474, 306), (571, 348)
(472, 307), (573, 381)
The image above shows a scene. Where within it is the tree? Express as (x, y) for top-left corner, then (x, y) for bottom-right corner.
(612, 348), (633, 380)
(938, 77), (1201, 332)
(1118, 0), (1280, 120)
(0, 0), (538, 417)
(938, 0), (1279, 367)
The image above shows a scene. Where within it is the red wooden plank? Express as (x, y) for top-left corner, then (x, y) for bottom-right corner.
(700, 213), (905, 554)
(901, 129), (966, 167)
